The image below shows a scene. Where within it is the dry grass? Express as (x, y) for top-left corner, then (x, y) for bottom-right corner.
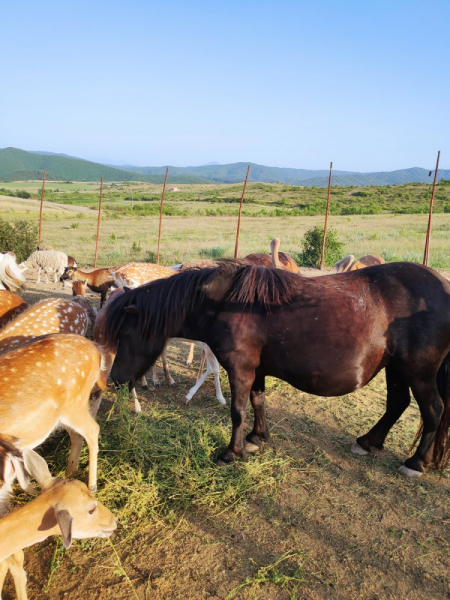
(1, 192), (449, 269)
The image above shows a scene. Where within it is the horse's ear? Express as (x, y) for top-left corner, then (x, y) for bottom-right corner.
(124, 304), (138, 314)
(123, 286), (131, 292)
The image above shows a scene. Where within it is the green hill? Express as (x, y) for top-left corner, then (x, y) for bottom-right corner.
(0, 148), (209, 184)
(119, 162), (450, 186)
(2, 148), (449, 186)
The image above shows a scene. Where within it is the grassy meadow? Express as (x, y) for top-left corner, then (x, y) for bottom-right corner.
(2, 180), (450, 599)
(1, 179), (450, 268)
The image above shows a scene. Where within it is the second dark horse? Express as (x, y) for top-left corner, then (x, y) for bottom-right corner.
(100, 262), (450, 477)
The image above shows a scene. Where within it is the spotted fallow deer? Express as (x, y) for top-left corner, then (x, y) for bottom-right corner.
(0, 334), (106, 493)
(0, 298), (89, 355)
(112, 262), (177, 288)
(244, 238), (300, 273)
(0, 291), (28, 330)
(0, 448), (117, 600)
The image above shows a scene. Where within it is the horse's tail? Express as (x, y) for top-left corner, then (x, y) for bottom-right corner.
(432, 352), (450, 471)
(0, 254), (26, 292)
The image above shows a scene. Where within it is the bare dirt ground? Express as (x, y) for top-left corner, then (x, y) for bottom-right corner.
(3, 266), (450, 600)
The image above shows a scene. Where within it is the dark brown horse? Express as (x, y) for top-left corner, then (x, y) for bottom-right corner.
(100, 262), (450, 477)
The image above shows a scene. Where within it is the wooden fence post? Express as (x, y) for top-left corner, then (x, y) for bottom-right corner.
(93, 177), (103, 267)
(38, 171), (46, 248)
(320, 162), (333, 270)
(156, 168), (169, 264)
(423, 151), (440, 266)
(234, 165), (251, 259)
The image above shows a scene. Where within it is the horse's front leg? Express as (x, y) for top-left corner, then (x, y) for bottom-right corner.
(217, 367), (255, 465)
(246, 375), (270, 452)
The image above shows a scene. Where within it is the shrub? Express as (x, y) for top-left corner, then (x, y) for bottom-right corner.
(199, 246), (226, 259)
(298, 225), (344, 268)
(16, 190), (31, 199)
(0, 218), (38, 262)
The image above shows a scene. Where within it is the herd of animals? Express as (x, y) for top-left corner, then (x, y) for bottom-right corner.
(0, 241), (449, 599)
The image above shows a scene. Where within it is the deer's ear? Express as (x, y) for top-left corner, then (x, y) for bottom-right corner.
(55, 508), (73, 549)
(23, 448), (52, 488)
(124, 304), (138, 314)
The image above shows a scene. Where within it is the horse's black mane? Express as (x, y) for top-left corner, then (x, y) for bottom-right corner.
(101, 263), (300, 352)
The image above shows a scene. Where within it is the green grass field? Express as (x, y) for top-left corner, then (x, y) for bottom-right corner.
(1, 181), (450, 268)
(2, 180), (450, 598)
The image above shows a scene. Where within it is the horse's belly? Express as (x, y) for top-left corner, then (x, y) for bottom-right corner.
(262, 344), (385, 397)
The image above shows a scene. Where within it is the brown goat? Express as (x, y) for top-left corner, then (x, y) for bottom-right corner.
(0, 291), (28, 330)
(61, 266), (117, 307)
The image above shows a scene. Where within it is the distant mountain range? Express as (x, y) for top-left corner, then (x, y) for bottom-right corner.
(1, 147), (449, 187)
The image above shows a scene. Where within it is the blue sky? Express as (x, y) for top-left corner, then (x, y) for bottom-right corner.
(1, 0), (449, 171)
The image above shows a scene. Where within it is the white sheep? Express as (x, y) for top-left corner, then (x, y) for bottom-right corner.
(19, 250), (77, 284)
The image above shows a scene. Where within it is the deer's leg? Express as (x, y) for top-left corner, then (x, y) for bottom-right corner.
(186, 343), (195, 367)
(131, 386), (142, 414)
(196, 350), (206, 382)
(7, 551), (27, 600)
(161, 345), (175, 386)
(152, 363), (160, 388)
(64, 414), (100, 492)
(204, 347), (226, 405)
(0, 557), (9, 599)
(185, 361), (212, 404)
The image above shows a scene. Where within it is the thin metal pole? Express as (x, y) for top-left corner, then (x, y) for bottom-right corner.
(320, 162), (333, 269)
(38, 171), (46, 248)
(423, 151), (440, 266)
(156, 168), (169, 264)
(234, 165), (251, 259)
(94, 177), (103, 267)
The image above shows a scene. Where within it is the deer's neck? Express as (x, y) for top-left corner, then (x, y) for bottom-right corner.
(0, 496), (59, 561)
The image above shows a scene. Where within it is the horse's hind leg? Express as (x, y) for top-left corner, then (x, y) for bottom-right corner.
(399, 380), (444, 477)
(353, 367), (410, 455)
(246, 376), (269, 453)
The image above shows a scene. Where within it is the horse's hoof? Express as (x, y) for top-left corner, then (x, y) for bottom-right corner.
(351, 442), (369, 456)
(170, 382), (177, 387)
(141, 384), (149, 390)
(245, 441), (260, 454)
(153, 383), (160, 389)
(217, 459), (230, 466)
(398, 465), (423, 478)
